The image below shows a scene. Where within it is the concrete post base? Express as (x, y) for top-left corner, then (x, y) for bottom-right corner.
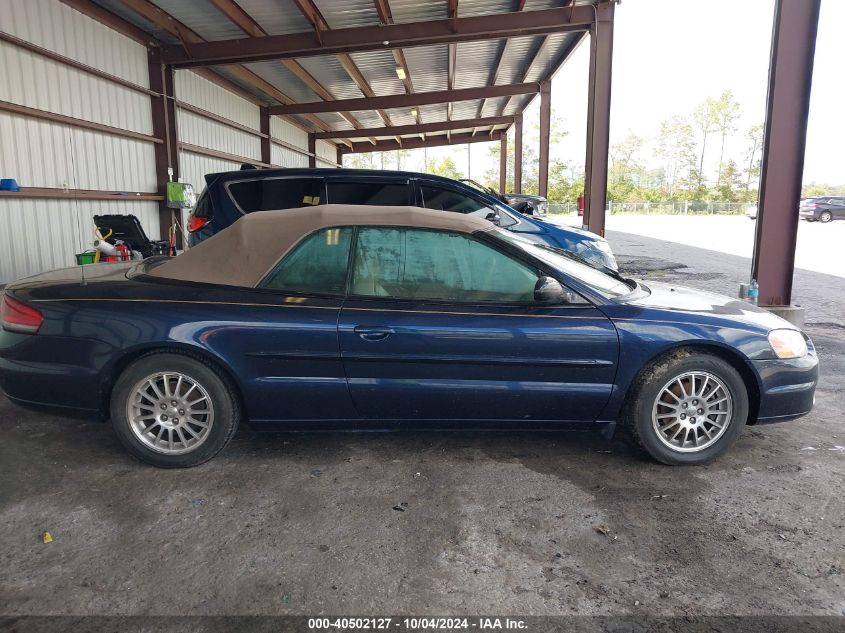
(762, 304), (805, 328)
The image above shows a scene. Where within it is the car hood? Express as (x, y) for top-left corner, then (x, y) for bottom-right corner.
(622, 280), (795, 332)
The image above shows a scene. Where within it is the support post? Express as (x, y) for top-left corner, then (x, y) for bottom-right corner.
(308, 134), (316, 168)
(148, 48), (179, 244)
(336, 145), (343, 168)
(751, 0), (821, 306)
(260, 107), (272, 166)
(538, 80), (551, 199)
(499, 133), (508, 195)
(514, 114), (523, 194)
(583, 2), (614, 236)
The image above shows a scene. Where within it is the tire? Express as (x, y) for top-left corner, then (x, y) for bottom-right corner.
(819, 211), (833, 223)
(626, 350), (749, 465)
(110, 352), (240, 468)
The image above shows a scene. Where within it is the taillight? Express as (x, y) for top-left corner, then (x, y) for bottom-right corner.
(188, 213), (209, 233)
(1, 295), (44, 334)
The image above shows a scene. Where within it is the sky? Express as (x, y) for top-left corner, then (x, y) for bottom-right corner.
(376, 0), (844, 187)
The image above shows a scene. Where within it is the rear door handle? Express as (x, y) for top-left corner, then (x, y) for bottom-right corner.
(353, 326), (393, 341)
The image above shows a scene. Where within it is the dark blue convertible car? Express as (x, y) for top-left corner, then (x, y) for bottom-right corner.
(0, 205), (817, 468)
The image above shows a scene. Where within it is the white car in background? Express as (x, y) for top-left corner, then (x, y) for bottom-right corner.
(745, 205), (758, 220)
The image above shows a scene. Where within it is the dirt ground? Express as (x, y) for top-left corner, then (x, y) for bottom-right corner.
(0, 229), (843, 619)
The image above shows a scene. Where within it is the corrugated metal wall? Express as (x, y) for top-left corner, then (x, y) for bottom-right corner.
(0, 0), (335, 284)
(0, 0), (159, 284)
(175, 69), (262, 189)
(316, 140), (338, 168)
(270, 115), (309, 168)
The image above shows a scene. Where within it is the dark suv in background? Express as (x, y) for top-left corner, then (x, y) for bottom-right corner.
(460, 179), (548, 216)
(187, 169), (617, 271)
(800, 197), (845, 223)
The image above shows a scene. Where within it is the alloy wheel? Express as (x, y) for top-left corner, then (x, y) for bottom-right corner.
(651, 371), (733, 453)
(127, 371), (215, 455)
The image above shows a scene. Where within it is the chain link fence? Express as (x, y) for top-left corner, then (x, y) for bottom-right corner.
(547, 201), (753, 216)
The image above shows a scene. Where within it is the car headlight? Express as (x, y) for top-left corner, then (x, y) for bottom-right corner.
(768, 329), (808, 359)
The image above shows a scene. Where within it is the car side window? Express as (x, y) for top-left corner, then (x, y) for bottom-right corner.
(350, 227), (539, 303)
(260, 227), (352, 295)
(420, 183), (518, 228)
(326, 181), (410, 205)
(420, 184), (493, 217)
(227, 177), (323, 212)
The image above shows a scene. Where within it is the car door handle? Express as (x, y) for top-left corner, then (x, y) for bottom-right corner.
(353, 326), (393, 341)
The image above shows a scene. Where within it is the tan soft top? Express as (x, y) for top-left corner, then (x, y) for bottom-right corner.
(149, 204), (495, 287)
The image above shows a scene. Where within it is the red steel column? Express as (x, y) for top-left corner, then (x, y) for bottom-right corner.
(260, 106), (272, 166)
(499, 133), (508, 194)
(308, 134), (316, 168)
(751, 0), (821, 306)
(538, 80), (551, 199)
(514, 114), (523, 193)
(336, 145), (343, 167)
(148, 48), (179, 243)
(584, 2), (614, 236)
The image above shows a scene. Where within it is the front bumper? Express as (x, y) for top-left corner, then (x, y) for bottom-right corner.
(751, 351), (818, 422)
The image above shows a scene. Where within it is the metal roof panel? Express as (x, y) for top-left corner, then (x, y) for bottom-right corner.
(151, 0), (245, 41)
(316, 0), (380, 29)
(235, 0), (315, 34)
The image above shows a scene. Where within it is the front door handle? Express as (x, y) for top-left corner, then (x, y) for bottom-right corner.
(353, 326), (393, 341)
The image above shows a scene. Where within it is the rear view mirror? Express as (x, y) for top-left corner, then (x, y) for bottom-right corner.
(534, 276), (565, 304)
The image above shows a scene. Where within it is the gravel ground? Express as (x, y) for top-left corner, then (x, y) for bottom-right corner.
(0, 226), (843, 619)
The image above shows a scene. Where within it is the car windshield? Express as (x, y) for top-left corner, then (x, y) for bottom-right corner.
(492, 229), (634, 298)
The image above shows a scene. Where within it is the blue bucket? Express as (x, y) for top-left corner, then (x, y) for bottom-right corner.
(0, 178), (21, 192)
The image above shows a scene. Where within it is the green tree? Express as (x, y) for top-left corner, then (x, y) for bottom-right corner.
(712, 90), (741, 186)
(744, 123), (764, 189)
(426, 153), (463, 180)
(715, 160), (745, 202)
(656, 116), (697, 197)
(692, 96), (719, 188)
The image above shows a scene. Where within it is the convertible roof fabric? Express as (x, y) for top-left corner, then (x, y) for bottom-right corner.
(148, 204), (495, 288)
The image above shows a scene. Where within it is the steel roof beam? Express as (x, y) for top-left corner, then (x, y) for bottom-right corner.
(269, 83), (538, 115)
(291, 0), (393, 136)
(59, 0), (155, 44)
(373, 1), (421, 126)
(209, 0), (373, 142)
(117, 0), (333, 133)
(477, 0), (530, 118)
(160, 6), (596, 67)
(313, 116), (515, 140)
(340, 131), (503, 154)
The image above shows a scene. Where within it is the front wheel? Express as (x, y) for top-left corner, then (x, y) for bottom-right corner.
(627, 351), (749, 465)
(110, 353), (240, 468)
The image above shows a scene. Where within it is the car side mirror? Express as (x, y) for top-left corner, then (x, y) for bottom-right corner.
(485, 210), (502, 225)
(534, 276), (566, 304)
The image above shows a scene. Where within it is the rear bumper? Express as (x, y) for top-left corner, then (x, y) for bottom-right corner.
(0, 330), (109, 417)
(751, 353), (818, 422)
(799, 210), (818, 219)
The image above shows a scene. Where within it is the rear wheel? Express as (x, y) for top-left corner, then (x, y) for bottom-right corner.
(627, 351), (749, 465)
(819, 210), (833, 223)
(110, 353), (240, 468)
